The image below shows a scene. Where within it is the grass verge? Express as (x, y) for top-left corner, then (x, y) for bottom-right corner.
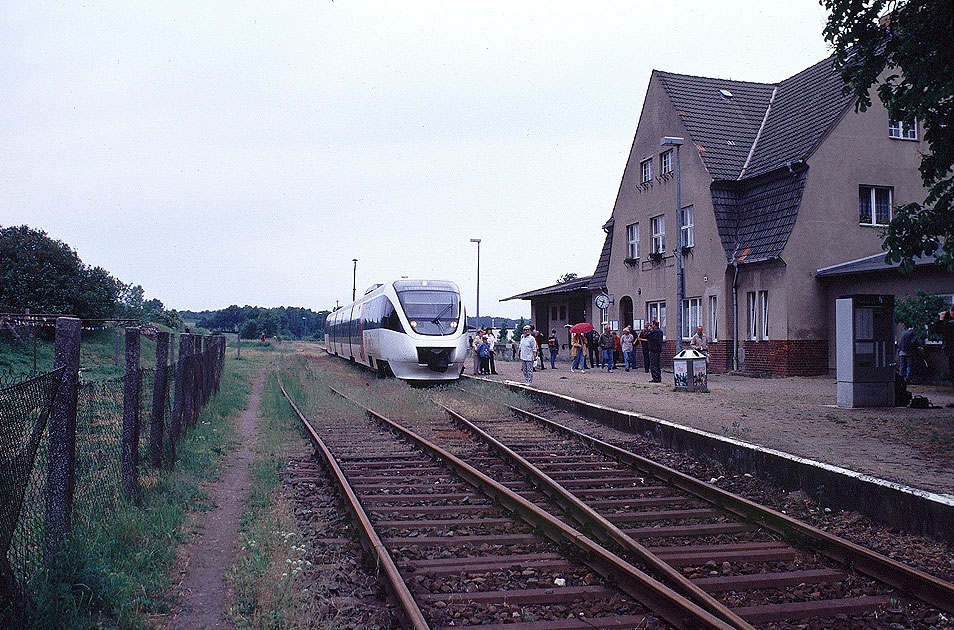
(225, 350), (327, 629)
(10, 343), (276, 629)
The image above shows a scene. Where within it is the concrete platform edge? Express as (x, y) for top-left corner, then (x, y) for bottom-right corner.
(490, 378), (954, 543)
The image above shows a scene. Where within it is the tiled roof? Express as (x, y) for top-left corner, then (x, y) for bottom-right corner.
(656, 55), (855, 181)
(656, 54), (855, 266)
(712, 169), (807, 264)
(656, 72), (776, 181)
(742, 57), (856, 179)
(589, 218), (614, 291)
(502, 275), (595, 301)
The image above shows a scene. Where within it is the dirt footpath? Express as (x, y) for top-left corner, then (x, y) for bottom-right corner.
(162, 366), (267, 630)
(482, 359), (954, 496)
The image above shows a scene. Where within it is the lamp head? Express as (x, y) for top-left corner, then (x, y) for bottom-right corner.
(660, 136), (685, 146)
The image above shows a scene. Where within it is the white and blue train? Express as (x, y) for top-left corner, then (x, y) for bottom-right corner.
(324, 279), (469, 381)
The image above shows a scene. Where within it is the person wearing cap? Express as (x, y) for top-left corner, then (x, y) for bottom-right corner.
(547, 329), (560, 369)
(519, 325), (537, 384)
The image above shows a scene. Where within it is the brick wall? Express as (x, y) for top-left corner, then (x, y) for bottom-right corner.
(740, 339), (828, 376)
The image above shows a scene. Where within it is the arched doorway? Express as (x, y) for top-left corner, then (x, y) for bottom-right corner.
(619, 296), (634, 331)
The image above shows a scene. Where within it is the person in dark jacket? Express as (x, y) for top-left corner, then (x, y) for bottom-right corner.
(639, 322), (651, 373)
(599, 326), (616, 372)
(586, 329), (600, 368)
(644, 320), (664, 382)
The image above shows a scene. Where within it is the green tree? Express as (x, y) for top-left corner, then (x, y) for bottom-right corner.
(0, 225), (122, 318)
(498, 320), (510, 343)
(822, 0), (954, 271)
(556, 272), (578, 284)
(895, 290), (948, 340)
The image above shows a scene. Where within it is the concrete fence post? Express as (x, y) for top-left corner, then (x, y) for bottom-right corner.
(182, 335), (196, 432)
(120, 327), (141, 499)
(169, 333), (191, 459)
(150, 331), (169, 468)
(45, 317), (81, 561)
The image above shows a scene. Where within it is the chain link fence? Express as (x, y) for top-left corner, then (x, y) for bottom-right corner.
(0, 326), (224, 607)
(0, 369), (65, 593)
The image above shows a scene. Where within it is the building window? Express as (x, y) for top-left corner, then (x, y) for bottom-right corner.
(747, 292), (757, 340)
(682, 297), (702, 340)
(627, 223), (639, 259)
(551, 306), (558, 320)
(640, 158), (653, 183)
(758, 290), (769, 340)
(651, 215), (665, 254)
(559, 305), (566, 320)
(647, 301), (666, 340)
(859, 185), (893, 225)
(889, 117), (917, 140)
(680, 205), (694, 248)
(708, 295), (718, 341)
(660, 149), (673, 175)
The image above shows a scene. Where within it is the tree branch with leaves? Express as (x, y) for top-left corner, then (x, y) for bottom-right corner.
(822, 0), (954, 271)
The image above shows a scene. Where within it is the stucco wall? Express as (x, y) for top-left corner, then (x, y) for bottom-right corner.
(604, 73), (725, 344)
(785, 90), (928, 342)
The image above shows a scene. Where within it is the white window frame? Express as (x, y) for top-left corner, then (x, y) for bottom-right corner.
(651, 215), (665, 254)
(682, 297), (702, 340)
(680, 205), (694, 248)
(758, 290), (769, 340)
(859, 185), (893, 226)
(660, 149), (673, 175)
(747, 292), (757, 340)
(647, 301), (666, 340)
(627, 223), (639, 259)
(888, 117), (917, 140)
(640, 158), (653, 183)
(708, 295), (718, 342)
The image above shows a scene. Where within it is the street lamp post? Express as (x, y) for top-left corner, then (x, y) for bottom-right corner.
(352, 258), (358, 302)
(661, 136), (685, 352)
(470, 238), (481, 328)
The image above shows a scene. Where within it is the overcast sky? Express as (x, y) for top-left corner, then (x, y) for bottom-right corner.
(2, 1), (834, 319)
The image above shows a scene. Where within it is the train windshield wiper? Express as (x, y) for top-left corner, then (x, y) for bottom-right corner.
(430, 302), (453, 335)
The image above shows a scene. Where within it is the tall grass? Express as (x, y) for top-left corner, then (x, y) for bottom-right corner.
(12, 342), (275, 629)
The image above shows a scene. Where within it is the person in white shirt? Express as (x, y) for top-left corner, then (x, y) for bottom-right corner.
(519, 325), (538, 385)
(485, 329), (498, 374)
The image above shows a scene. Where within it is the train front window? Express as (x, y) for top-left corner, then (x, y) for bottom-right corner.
(396, 290), (460, 336)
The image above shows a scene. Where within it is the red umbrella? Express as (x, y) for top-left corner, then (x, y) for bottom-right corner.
(569, 322), (594, 334)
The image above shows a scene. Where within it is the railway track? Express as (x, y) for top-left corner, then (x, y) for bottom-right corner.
(279, 374), (742, 629)
(277, 361), (954, 629)
(428, 384), (954, 629)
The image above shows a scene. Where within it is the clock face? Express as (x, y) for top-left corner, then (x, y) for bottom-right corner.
(595, 294), (609, 309)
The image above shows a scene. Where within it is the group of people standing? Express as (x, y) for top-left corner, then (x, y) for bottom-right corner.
(479, 320), (712, 387)
(471, 328), (498, 375)
(568, 322), (709, 383)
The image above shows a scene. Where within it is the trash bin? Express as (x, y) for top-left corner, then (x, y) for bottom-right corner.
(673, 349), (708, 392)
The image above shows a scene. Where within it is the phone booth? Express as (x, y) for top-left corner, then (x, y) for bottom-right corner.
(836, 294), (895, 408)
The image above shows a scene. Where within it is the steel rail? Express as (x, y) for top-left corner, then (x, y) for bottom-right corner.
(505, 402), (954, 616)
(277, 376), (430, 630)
(329, 385), (740, 630)
(437, 402), (755, 630)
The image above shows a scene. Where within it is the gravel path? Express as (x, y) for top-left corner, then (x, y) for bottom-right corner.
(480, 359), (954, 496)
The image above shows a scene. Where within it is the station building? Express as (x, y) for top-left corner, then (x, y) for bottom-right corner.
(506, 54), (951, 376)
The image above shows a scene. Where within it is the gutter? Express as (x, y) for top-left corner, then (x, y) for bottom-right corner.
(731, 261), (740, 371)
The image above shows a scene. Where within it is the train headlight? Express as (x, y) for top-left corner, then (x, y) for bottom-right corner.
(410, 320), (418, 328)
(449, 321), (457, 328)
